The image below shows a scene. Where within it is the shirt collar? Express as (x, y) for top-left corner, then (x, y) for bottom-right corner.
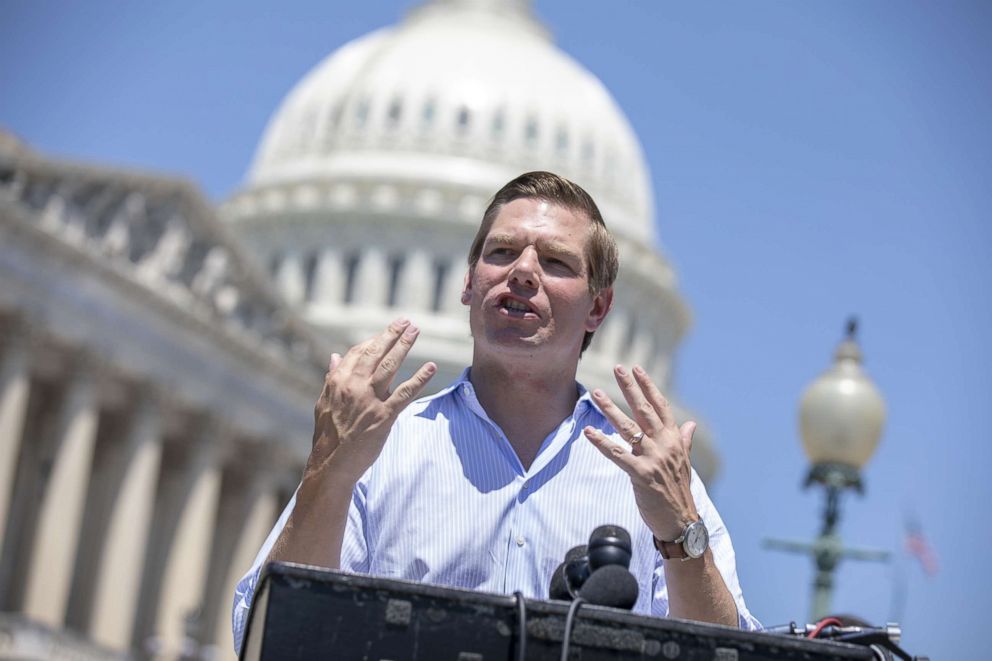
(454, 367), (596, 422)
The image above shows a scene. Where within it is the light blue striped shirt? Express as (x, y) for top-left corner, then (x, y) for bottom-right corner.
(232, 371), (760, 653)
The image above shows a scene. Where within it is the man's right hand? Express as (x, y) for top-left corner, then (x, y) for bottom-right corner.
(306, 318), (437, 483)
(265, 319), (436, 571)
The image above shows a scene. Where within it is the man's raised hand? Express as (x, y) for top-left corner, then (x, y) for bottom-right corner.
(308, 318), (436, 481)
(583, 364), (698, 543)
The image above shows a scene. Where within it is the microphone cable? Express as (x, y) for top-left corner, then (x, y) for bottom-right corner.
(513, 590), (527, 661)
(559, 597), (586, 661)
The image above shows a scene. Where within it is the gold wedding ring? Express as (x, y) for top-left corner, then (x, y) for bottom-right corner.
(629, 431), (644, 445)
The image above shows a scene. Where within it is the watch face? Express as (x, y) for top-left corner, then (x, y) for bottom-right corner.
(684, 521), (709, 558)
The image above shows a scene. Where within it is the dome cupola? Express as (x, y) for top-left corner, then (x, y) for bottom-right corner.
(242, 0), (655, 243)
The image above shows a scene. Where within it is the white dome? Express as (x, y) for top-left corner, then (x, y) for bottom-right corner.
(223, 0), (714, 482)
(247, 0), (656, 243)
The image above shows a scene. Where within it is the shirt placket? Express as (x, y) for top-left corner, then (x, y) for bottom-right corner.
(501, 412), (583, 594)
(458, 381), (591, 596)
(502, 473), (533, 593)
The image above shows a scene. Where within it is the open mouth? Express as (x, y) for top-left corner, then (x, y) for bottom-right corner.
(497, 295), (537, 318)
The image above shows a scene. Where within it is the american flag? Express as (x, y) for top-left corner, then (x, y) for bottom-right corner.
(904, 517), (938, 576)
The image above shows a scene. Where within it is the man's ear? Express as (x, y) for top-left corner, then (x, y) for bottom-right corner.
(585, 287), (614, 332)
(460, 269), (472, 305)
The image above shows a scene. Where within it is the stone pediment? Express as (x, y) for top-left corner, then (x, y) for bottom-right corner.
(0, 138), (326, 451)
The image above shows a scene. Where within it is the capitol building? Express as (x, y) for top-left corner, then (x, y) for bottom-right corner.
(0, 1), (718, 658)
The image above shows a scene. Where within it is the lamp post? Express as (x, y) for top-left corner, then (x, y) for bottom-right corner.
(765, 318), (890, 621)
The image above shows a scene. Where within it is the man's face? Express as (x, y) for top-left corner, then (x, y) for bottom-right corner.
(461, 198), (613, 361)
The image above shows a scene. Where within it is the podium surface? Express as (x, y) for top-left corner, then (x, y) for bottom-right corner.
(242, 562), (874, 661)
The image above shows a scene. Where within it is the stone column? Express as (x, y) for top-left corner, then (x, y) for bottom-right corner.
(275, 250), (305, 306)
(628, 322), (656, 371)
(22, 367), (100, 627)
(132, 424), (227, 658)
(66, 393), (163, 651)
(352, 247), (389, 307)
(439, 259), (467, 315)
(396, 249), (434, 312)
(311, 248), (344, 306)
(597, 306), (629, 358)
(199, 461), (280, 661)
(0, 329), (30, 547)
(156, 457), (223, 659)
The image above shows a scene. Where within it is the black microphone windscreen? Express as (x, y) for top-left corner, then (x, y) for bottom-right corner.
(577, 565), (639, 610)
(588, 525), (632, 570)
(549, 546), (588, 600)
(549, 562), (571, 600)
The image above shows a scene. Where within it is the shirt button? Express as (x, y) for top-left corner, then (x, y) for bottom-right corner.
(522, 481), (530, 489)
(516, 536), (525, 547)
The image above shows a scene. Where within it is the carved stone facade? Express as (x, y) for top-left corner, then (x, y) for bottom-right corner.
(0, 138), (322, 659)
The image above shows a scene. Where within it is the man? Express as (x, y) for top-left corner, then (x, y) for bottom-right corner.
(233, 172), (759, 653)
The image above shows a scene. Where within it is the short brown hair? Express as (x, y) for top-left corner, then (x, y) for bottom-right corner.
(468, 171), (619, 354)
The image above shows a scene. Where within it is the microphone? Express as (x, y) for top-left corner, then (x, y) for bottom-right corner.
(549, 525), (636, 604)
(563, 549), (591, 598)
(578, 564), (639, 609)
(588, 524), (632, 571)
(549, 545), (587, 600)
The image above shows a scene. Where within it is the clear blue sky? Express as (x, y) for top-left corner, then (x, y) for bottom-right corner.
(2, 1), (989, 657)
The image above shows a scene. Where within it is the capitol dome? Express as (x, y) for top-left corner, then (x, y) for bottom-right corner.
(222, 0), (715, 480)
(246, 0), (655, 244)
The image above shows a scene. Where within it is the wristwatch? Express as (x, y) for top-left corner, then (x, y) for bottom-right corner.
(654, 519), (709, 560)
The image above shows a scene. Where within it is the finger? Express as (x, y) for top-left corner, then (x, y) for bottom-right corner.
(632, 365), (676, 429)
(679, 420), (696, 455)
(371, 324), (419, 398)
(584, 426), (638, 474)
(591, 388), (643, 443)
(613, 364), (663, 436)
(345, 318), (410, 376)
(320, 353), (344, 401)
(385, 362), (437, 411)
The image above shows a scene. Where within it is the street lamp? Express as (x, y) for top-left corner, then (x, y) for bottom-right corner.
(765, 318), (890, 621)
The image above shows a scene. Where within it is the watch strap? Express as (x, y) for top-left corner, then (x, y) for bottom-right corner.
(654, 535), (688, 560)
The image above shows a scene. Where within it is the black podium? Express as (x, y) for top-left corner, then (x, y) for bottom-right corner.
(242, 562), (874, 661)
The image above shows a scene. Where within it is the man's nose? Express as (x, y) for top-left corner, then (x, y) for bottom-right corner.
(509, 247), (539, 288)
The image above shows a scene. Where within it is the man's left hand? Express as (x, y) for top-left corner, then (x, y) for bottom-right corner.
(584, 364), (699, 543)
